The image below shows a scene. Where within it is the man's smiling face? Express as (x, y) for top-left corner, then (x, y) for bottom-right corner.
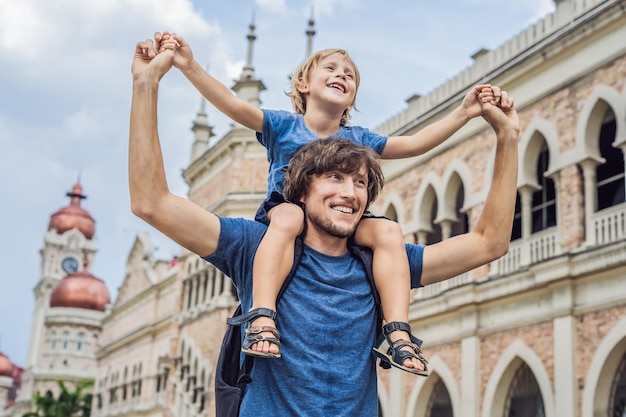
(301, 166), (368, 239)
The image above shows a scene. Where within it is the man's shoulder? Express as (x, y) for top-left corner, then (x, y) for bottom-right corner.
(209, 216), (266, 257)
(216, 216), (266, 236)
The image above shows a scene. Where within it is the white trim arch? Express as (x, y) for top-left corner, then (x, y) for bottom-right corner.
(406, 172), (444, 234)
(441, 160), (473, 216)
(375, 192), (407, 224)
(573, 84), (626, 162)
(582, 313), (626, 417)
(482, 339), (555, 417)
(405, 355), (460, 417)
(518, 117), (560, 183)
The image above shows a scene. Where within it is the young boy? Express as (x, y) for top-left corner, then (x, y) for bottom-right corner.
(154, 32), (500, 375)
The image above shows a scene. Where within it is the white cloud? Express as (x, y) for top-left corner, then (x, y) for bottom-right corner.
(256, 0), (287, 12)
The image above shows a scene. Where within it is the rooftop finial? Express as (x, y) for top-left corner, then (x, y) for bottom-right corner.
(306, 6), (316, 58)
(243, 11), (256, 75)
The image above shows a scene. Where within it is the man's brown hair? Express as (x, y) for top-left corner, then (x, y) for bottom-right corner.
(283, 138), (384, 209)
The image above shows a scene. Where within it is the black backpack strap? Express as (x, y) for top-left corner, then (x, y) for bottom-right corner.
(349, 244), (383, 337)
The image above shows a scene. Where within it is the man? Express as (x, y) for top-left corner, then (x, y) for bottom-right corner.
(129, 38), (519, 417)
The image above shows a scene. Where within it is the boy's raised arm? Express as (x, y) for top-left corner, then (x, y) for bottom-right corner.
(420, 94), (520, 286)
(381, 85), (502, 159)
(157, 32), (264, 133)
(129, 39), (221, 258)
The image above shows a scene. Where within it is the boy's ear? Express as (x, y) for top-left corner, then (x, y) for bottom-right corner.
(296, 78), (309, 93)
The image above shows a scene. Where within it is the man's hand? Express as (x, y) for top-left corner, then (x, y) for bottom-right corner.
(481, 90), (520, 138)
(132, 38), (175, 82)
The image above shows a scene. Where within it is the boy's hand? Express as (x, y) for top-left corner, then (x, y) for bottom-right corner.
(464, 84), (515, 119)
(463, 84), (495, 119)
(154, 31), (194, 70)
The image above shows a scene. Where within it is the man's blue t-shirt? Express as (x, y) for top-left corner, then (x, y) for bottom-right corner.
(205, 216), (425, 417)
(255, 109), (388, 221)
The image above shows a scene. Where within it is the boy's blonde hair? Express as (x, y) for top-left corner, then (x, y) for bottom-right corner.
(286, 49), (361, 126)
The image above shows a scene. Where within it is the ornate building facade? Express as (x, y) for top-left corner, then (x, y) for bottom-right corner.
(2, 0), (625, 416)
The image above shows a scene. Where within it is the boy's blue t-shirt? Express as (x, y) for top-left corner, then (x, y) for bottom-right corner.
(205, 216), (424, 417)
(256, 109), (388, 200)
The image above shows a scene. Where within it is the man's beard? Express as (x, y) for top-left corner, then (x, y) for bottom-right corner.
(306, 209), (357, 238)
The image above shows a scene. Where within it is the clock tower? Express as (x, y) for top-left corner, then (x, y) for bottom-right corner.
(20, 183), (99, 395)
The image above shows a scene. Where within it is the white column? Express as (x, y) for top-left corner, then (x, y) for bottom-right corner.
(580, 159), (599, 246)
(461, 309), (479, 417)
(553, 282), (577, 417)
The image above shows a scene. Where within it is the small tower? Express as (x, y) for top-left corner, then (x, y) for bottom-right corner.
(18, 183), (101, 410)
(190, 94), (215, 163)
(230, 13), (267, 128)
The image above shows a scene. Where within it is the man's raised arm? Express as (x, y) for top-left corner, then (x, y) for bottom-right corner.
(128, 38), (221, 258)
(420, 94), (520, 286)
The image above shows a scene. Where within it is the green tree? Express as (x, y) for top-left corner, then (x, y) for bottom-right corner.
(23, 380), (93, 417)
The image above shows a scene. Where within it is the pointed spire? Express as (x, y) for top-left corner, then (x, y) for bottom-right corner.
(306, 6), (316, 58)
(231, 13), (266, 119)
(190, 62), (214, 162)
(241, 11), (256, 80)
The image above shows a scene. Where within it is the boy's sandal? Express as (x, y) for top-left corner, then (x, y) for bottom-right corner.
(372, 321), (429, 376)
(227, 308), (281, 359)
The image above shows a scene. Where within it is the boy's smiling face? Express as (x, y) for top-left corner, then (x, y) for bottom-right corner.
(298, 53), (358, 114)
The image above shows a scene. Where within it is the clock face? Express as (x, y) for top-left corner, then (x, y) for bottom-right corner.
(61, 257), (79, 274)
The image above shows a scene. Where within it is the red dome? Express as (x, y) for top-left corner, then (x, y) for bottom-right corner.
(0, 352), (12, 377)
(50, 271), (110, 312)
(48, 183), (95, 239)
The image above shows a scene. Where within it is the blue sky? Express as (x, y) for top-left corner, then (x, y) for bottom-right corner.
(0, 0), (554, 367)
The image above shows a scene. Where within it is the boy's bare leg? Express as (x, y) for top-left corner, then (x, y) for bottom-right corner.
(250, 203), (305, 354)
(355, 218), (424, 371)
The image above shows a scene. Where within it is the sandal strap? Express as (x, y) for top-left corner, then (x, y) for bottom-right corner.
(382, 321), (423, 348)
(227, 307), (277, 326)
(242, 326), (281, 351)
(246, 326), (280, 339)
(382, 321), (411, 336)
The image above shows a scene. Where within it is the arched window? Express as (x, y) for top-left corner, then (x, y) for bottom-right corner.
(50, 331), (57, 350)
(186, 279), (193, 310)
(450, 186), (468, 237)
(62, 331), (69, 349)
(531, 141), (556, 233)
(504, 363), (545, 417)
(76, 332), (84, 351)
(385, 205), (398, 222)
(427, 200), (442, 245)
(611, 352), (626, 417)
(511, 193), (522, 241)
(201, 270), (209, 302)
(596, 109), (624, 211)
(426, 379), (453, 417)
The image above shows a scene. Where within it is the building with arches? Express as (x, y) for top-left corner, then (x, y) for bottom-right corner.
(93, 1), (625, 416)
(2, 1), (625, 416)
